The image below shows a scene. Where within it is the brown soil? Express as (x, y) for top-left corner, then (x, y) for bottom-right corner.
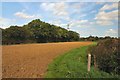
(2, 42), (92, 78)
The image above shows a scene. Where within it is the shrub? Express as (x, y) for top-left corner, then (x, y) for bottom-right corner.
(88, 39), (119, 75)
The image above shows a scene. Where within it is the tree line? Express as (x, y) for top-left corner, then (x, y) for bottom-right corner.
(80, 35), (118, 41)
(1, 19), (80, 45)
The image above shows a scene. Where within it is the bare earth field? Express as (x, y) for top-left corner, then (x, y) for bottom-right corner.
(2, 42), (92, 78)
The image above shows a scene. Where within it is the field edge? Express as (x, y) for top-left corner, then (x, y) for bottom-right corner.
(44, 43), (118, 78)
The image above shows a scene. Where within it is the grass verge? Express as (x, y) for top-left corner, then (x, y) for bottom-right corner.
(44, 43), (119, 78)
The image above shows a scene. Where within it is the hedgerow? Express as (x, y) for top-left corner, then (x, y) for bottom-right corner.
(88, 39), (120, 75)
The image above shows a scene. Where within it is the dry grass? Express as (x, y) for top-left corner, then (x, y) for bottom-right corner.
(2, 42), (92, 78)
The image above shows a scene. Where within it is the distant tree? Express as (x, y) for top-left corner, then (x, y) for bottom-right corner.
(68, 31), (79, 41)
(0, 28), (2, 44)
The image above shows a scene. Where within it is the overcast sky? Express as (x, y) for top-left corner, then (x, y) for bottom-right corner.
(0, 2), (118, 37)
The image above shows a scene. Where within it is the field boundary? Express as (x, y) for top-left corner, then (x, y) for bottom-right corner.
(44, 43), (117, 78)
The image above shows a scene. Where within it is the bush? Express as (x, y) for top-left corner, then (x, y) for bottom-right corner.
(88, 39), (119, 75)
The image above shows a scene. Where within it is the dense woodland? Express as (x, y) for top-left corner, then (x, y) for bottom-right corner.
(1, 19), (79, 45)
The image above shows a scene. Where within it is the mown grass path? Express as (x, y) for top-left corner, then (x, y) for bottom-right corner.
(45, 43), (117, 78)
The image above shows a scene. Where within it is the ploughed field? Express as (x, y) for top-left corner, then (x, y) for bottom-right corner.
(2, 42), (92, 78)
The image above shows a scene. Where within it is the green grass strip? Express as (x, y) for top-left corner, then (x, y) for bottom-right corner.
(44, 43), (119, 78)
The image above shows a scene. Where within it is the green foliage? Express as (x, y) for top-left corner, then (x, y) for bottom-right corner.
(2, 26), (33, 44)
(80, 35), (117, 41)
(44, 44), (118, 78)
(2, 19), (80, 45)
(0, 28), (2, 44)
(68, 31), (79, 41)
(88, 39), (120, 75)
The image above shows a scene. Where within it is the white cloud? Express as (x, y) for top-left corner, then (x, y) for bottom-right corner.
(0, 18), (16, 29)
(69, 19), (91, 28)
(95, 10), (118, 20)
(100, 3), (118, 11)
(70, 3), (82, 9)
(47, 19), (69, 29)
(14, 12), (41, 19)
(1, 0), (119, 2)
(73, 27), (99, 37)
(105, 29), (118, 37)
(80, 20), (88, 23)
(90, 10), (96, 14)
(96, 20), (113, 26)
(40, 2), (69, 20)
(41, 2), (68, 16)
(95, 9), (118, 26)
(69, 3), (91, 16)
(95, 3), (118, 26)
(48, 19), (91, 30)
(79, 14), (87, 18)
(96, 2), (106, 5)
(48, 19), (62, 26)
